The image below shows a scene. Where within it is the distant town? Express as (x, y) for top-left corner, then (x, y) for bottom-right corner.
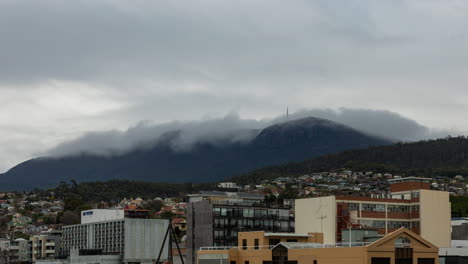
(0, 172), (467, 263)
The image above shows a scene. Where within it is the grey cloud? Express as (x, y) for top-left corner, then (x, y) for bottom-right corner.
(1, 0), (468, 172)
(1, 0), (467, 87)
(46, 108), (460, 157)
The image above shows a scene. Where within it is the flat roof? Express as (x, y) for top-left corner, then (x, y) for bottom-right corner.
(276, 242), (323, 249)
(264, 233), (311, 237)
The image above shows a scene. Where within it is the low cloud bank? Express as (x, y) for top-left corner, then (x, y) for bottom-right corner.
(46, 108), (461, 157)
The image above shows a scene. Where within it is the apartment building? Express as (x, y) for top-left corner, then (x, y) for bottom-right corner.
(187, 191), (295, 264)
(296, 177), (451, 248)
(61, 209), (169, 264)
(30, 230), (62, 261)
(197, 228), (439, 264)
(9, 238), (32, 263)
(0, 238), (31, 263)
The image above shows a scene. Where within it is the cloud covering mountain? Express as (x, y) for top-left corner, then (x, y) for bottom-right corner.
(46, 108), (458, 158)
(1, 1), (467, 172)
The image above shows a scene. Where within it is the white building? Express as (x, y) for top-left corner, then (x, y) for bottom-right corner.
(217, 182), (238, 189)
(61, 212), (170, 264)
(81, 209), (125, 224)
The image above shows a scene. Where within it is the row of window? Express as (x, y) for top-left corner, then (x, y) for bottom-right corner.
(358, 220), (420, 229)
(213, 207), (289, 219)
(347, 203), (420, 213)
(214, 218), (293, 228)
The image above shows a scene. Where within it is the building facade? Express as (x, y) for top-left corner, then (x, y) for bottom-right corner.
(186, 192), (295, 264)
(30, 230), (62, 261)
(0, 238), (32, 263)
(295, 177), (451, 248)
(197, 228), (439, 264)
(61, 217), (169, 264)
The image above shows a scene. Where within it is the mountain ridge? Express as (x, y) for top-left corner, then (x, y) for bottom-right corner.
(0, 117), (391, 191)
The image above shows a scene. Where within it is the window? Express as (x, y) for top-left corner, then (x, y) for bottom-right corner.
(242, 239), (247, 250)
(230, 261), (236, 264)
(245, 261), (249, 264)
(371, 258), (390, 264)
(313, 261), (317, 264)
(388, 221), (411, 229)
(388, 205), (411, 213)
(359, 219), (386, 228)
(254, 239), (259, 250)
(286, 239), (297, 242)
(347, 203), (360, 211)
(417, 259), (434, 264)
(243, 208), (254, 218)
(362, 203), (385, 212)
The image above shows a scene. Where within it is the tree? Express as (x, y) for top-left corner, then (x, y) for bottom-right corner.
(60, 211), (80, 225)
(160, 211), (175, 219)
(144, 200), (163, 213)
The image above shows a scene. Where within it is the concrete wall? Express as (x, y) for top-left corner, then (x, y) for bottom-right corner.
(295, 196), (337, 244)
(81, 209), (124, 224)
(123, 218), (170, 263)
(420, 189), (451, 248)
(187, 201), (214, 264)
(197, 250), (229, 264)
(289, 247), (367, 264)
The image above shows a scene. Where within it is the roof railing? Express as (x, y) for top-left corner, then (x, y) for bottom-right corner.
(199, 242), (376, 251)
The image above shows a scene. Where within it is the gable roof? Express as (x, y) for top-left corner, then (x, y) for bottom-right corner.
(366, 228), (437, 249)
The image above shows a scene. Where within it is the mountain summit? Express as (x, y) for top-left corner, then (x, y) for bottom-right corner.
(0, 117), (391, 190)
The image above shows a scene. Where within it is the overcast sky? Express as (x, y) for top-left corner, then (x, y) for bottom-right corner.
(1, 0), (468, 173)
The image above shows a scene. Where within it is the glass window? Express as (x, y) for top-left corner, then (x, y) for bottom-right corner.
(347, 203), (360, 211)
(362, 203), (385, 212)
(213, 208), (221, 216)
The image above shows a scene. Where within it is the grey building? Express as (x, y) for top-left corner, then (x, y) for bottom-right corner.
(10, 238), (32, 263)
(186, 192), (294, 264)
(0, 238), (32, 263)
(61, 217), (170, 264)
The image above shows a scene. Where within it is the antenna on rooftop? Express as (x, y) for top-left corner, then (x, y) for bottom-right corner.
(286, 107), (289, 119)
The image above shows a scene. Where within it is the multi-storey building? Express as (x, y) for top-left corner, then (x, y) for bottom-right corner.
(187, 191), (295, 264)
(61, 209), (169, 264)
(30, 230), (62, 261)
(9, 238), (32, 263)
(197, 228), (439, 264)
(0, 238), (31, 263)
(296, 177), (451, 248)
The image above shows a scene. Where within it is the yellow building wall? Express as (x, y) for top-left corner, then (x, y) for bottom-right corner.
(199, 229), (440, 264)
(419, 189), (451, 248)
(295, 196), (337, 244)
(288, 247), (367, 264)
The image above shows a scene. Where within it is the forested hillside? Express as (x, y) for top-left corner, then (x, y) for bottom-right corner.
(230, 136), (468, 184)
